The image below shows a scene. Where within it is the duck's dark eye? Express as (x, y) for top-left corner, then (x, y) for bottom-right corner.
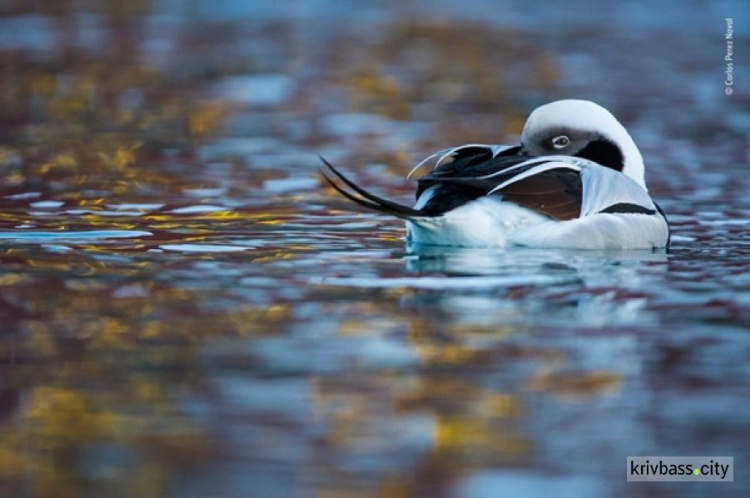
(552, 136), (570, 149)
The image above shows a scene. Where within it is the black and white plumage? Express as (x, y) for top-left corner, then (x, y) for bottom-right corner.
(321, 100), (669, 249)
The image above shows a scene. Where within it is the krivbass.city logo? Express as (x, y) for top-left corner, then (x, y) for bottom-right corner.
(627, 457), (733, 482)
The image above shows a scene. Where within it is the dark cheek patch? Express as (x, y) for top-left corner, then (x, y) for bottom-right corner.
(575, 138), (624, 171)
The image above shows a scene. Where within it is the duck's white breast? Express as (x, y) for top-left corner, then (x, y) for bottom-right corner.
(406, 196), (548, 247)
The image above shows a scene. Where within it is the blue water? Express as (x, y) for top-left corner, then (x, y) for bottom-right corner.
(0, 1), (748, 497)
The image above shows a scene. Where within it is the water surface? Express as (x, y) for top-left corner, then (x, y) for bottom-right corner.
(0, 1), (749, 497)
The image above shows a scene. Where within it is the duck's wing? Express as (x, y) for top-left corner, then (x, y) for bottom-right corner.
(408, 144), (523, 182)
(412, 144), (529, 212)
(431, 156), (659, 221)
(320, 145), (530, 219)
(320, 153), (660, 223)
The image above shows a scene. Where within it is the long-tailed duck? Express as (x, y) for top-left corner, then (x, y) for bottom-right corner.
(321, 100), (669, 249)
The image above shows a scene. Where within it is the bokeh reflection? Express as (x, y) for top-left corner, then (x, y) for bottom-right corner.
(0, 0), (749, 497)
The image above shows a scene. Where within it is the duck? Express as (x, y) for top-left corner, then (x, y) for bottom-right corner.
(320, 99), (669, 249)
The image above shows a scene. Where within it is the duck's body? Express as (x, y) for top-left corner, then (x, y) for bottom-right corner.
(321, 100), (669, 250)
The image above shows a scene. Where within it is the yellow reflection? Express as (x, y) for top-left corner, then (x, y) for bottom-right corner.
(98, 143), (142, 170)
(189, 102), (232, 137)
(0, 445), (35, 477)
(24, 323), (58, 358)
(40, 154), (78, 174)
(23, 387), (105, 448)
(0, 274), (29, 286)
(413, 343), (476, 365)
(527, 368), (622, 398)
(379, 478), (409, 498)
(434, 416), (530, 455)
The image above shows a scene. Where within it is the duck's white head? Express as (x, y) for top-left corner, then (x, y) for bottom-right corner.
(520, 99), (646, 189)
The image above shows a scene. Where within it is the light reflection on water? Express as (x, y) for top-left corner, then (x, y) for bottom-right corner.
(0, 1), (749, 497)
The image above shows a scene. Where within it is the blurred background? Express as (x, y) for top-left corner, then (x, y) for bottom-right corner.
(0, 0), (749, 497)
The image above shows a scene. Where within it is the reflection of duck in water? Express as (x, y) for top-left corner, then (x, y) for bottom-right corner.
(399, 245), (668, 326)
(322, 100), (669, 249)
(404, 244), (667, 278)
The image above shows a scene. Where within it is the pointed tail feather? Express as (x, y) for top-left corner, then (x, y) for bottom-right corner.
(319, 157), (423, 220)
